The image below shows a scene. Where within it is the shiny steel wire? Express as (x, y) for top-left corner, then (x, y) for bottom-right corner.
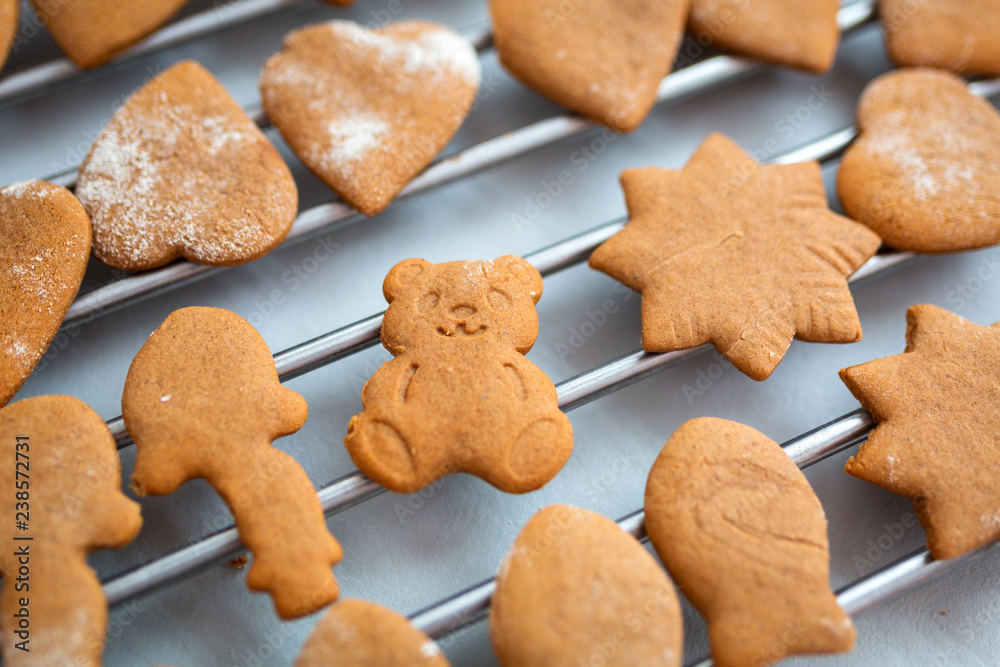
(100, 117), (913, 605)
(58, 2), (879, 329)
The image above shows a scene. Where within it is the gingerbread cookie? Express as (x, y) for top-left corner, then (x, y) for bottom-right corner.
(123, 307), (342, 619)
(842, 305), (1000, 560)
(589, 133), (881, 381)
(1, 180), (92, 407)
(76, 60), (298, 271)
(645, 418), (855, 667)
(345, 256), (573, 494)
(689, 0), (840, 73)
(260, 20), (479, 216)
(838, 68), (1000, 253)
(490, 505), (683, 667)
(296, 599), (449, 667)
(0, 0), (16, 72)
(882, 0), (1000, 75)
(490, 0), (688, 133)
(0, 395), (142, 667)
(29, 0), (189, 69)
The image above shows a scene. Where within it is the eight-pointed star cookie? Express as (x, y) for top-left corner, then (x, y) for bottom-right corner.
(841, 304), (1000, 560)
(589, 133), (882, 381)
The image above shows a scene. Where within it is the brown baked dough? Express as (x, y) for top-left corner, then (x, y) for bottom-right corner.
(689, 0), (840, 73)
(490, 0), (689, 132)
(0, 395), (142, 667)
(0, 0), (16, 71)
(124, 307), (342, 619)
(589, 133), (881, 381)
(296, 599), (449, 667)
(345, 256), (573, 494)
(842, 304), (1000, 560)
(838, 68), (1000, 253)
(881, 0), (1000, 75)
(28, 0), (189, 69)
(77, 60), (298, 271)
(0, 180), (91, 407)
(645, 418), (855, 667)
(490, 504), (683, 667)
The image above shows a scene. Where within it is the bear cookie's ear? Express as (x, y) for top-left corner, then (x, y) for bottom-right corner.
(383, 258), (432, 301)
(486, 255), (543, 303)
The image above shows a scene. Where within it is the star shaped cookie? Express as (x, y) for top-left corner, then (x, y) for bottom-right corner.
(589, 133), (882, 381)
(841, 304), (1000, 560)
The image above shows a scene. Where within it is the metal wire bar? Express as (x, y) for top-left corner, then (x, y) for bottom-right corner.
(0, 0), (308, 103)
(99, 122), (912, 606)
(59, 2), (880, 330)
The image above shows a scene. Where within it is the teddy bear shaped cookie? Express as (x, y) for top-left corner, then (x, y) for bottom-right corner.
(345, 255), (573, 494)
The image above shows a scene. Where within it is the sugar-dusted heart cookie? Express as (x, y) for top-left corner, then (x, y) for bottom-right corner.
(260, 20), (480, 216)
(490, 0), (689, 133)
(589, 133), (881, 381)
(689, 0), (840, 73)
(842, 305), (1000, 560)
(0, 395), (142, 667)
(345, 256), (573, 494)
(124, 307), (342, 619)
(76, 60), (298, 272)
(490, 505), (683, 667)
(0, 0), (16, 71)
(645, 418), (855, 667)
(296, 599), (449, 667)
(838, 68), (1000, 253)
(1, 180), (91, 407)
(29, 0), (189, 69)
(882, 0), (1000, 75)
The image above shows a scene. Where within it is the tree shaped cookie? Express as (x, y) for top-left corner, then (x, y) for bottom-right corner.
(0, 395), (142, 667)
(881, 0), (1000, 75)
(123, 307), (342, 619)
(0, 0), (16, 72)
(28, 0), (189, 69)
(260, 20), (480, 216)
(838, 68), (1000, 253)
(645, 418), (855, 667)
(490, 505), (683, 667)
(76, 60), (298, 271)
(345, 255), (573, 494)
(689, 0), (840, 73)
(296, 599), (448, 667)
(1, 180), (92, 407)
(490, 0), (688, 133)
(841, 304), (1000, 560)
(589, 133), (881, 381)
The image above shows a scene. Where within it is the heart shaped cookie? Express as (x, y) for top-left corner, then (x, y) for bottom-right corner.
(29, 0), (189, 69)
(76, 60), (298, 272)
(260, 20), (480, 216)
(0, 180), (91, 407)
(838, 68), (1000, 252)
(490, 0), (689, 132)
(0, 0), (16, 72)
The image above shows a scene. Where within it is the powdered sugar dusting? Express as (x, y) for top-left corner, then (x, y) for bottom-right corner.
(76, 80), (293, 267)
(420, 640), (441, 658)
(317, 115), (390, 171)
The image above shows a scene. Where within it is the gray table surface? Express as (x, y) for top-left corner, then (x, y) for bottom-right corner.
(2, 0), (999, 665)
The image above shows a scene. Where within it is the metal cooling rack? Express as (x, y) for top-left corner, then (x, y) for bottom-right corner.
(3, 0), (1000, 664)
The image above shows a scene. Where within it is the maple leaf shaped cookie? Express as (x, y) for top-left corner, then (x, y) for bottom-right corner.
(841, 304), (1000, 560)
(29, 0), (189, 69)
(76, 60), (298, 272)
(0, 0), (16, 72)
(260, 20), (480, 216)
(689, 0), (840, 73)
(490, 0), (689, 133)
(589, 134), (882, 381)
